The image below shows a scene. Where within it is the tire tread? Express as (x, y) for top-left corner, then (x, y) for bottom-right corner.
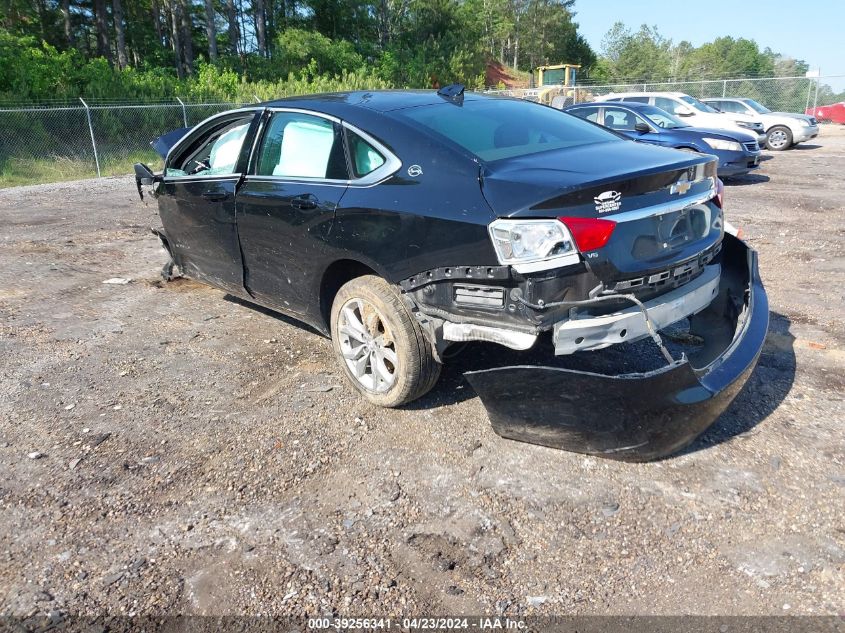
(330, 275), (441, 407)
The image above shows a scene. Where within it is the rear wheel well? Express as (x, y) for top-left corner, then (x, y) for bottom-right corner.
(319, 259), (379, 332)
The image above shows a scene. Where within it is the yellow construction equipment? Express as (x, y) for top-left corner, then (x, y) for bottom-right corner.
(533, 63), (580, 88)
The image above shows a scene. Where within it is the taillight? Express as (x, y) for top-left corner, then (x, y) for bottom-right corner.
(714, 177), (725, 209)
(558, 217), (617, 252)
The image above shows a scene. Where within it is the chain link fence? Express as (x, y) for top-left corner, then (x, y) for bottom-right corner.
(0, 99), (244, 187)
(569, 76), (839, 114)
(2, 75), (843, 187)
(485, 75), (843, 117)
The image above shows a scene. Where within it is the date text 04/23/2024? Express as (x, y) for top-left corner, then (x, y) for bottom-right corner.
(307, 617), (528, 630)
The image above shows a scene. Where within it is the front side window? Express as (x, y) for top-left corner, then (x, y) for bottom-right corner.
(255, 112), (347, 179)
(742, 99), (771, 114)
(638, 105), (688, 129)
(397, 98), (620, 162)
(166, 116), (253, 177)
(603, 108), (640, 131)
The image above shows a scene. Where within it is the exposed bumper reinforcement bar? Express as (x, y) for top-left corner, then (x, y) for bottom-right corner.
(443, 322), (538, 350)
(464, 235), (768, 461)
(553, 263), (721, 355)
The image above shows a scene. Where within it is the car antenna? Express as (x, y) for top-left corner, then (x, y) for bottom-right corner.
(437, 83), (465, 104)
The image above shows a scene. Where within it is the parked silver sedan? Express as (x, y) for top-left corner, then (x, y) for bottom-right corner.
(703, 97), (820, 150)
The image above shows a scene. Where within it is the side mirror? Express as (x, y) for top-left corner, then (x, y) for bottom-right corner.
(674, 106), (694, 117)
(634, 122), (651, 133)
(134, 162), (161, 200)
(134, 162), (156, 185)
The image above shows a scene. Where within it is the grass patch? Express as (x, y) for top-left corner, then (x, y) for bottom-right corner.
(0, 151), (162, 188)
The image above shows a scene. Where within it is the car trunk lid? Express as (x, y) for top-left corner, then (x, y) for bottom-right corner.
(480, 142), (722, 283)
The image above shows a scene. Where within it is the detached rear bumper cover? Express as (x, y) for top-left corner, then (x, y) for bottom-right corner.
(465, 235), (768, 461)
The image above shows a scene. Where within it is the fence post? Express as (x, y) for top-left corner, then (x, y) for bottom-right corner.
(176, 97), (188, 127)
(806, 78), (813, 111)
(79, 98), (101, 178)
(722, 80), (727, 97)
(813, 73), (821, 111)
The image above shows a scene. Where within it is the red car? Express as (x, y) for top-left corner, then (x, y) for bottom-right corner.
(806, 102), (845, 124)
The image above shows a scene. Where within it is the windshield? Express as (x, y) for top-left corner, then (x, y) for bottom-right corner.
(638, 105), (688, 129)
(679, 95), (720, 113)
(742, 98), (771, 114)
(396, 99), (621, 162)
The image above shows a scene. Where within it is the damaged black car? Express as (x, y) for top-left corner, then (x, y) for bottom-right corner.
(135, 86), (768, 461)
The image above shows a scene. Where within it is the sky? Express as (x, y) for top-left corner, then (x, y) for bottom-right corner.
(572, 0), (845, 90)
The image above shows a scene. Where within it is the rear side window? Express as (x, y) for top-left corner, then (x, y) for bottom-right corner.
(654, 97), (680, 114)
(347, 131), (385, 178)
(603, 108), (638, 131)
(397, 98), (620, 162)
(255, 112), (347, 179)
(622, 96), (649, 104)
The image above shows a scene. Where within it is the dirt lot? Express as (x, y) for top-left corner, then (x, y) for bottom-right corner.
(1, 127), (844, 621)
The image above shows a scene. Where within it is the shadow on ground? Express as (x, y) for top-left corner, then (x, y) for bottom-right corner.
(219, 284), (795, 462)
(680, 311), (796, 454)
(223, 293), (325, 337)
(412, 311), (796, 461)
(724, 174), (771, 186)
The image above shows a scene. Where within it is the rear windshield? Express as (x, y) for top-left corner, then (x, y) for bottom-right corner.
(396, 98), (621, 162)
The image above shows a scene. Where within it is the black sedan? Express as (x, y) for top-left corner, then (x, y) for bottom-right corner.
(135, 87), (768, 461)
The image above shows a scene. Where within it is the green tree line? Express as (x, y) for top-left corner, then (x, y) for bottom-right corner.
(590, 22), (843, 104)
(1, 2), (842, 104)
(0, 0), (596, 102)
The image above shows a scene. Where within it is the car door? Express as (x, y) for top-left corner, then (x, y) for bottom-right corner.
(157, 110), (260, 295)
(235, 109), (351, 317)
(608, 106), (668, 146)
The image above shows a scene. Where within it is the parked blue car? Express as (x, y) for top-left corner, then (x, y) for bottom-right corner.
(563, 101), (762, 177)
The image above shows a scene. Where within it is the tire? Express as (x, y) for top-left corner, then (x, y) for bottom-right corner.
(766, 126), (793, 151)
(330, 275), (441, 407)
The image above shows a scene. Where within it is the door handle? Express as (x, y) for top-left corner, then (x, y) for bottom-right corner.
(202, 191), (229, 201)
(291, 194), (318, 210)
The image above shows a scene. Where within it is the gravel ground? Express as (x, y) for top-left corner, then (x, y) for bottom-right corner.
(1, 127), (843, 621)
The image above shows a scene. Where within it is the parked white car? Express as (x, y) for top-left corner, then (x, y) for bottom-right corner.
(602, 92), (768, 146)
(702, 97), (820, 151)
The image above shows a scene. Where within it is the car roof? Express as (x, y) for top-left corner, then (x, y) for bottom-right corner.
(604, 91), (688, 98)
(573, 101), (654, 110)
(256, 89), (493, 115)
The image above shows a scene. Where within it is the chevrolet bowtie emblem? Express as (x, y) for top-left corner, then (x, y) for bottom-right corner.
(671, 179), (692, 195)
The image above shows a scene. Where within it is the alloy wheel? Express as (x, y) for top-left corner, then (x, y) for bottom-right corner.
(338, 298), (398, 393)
